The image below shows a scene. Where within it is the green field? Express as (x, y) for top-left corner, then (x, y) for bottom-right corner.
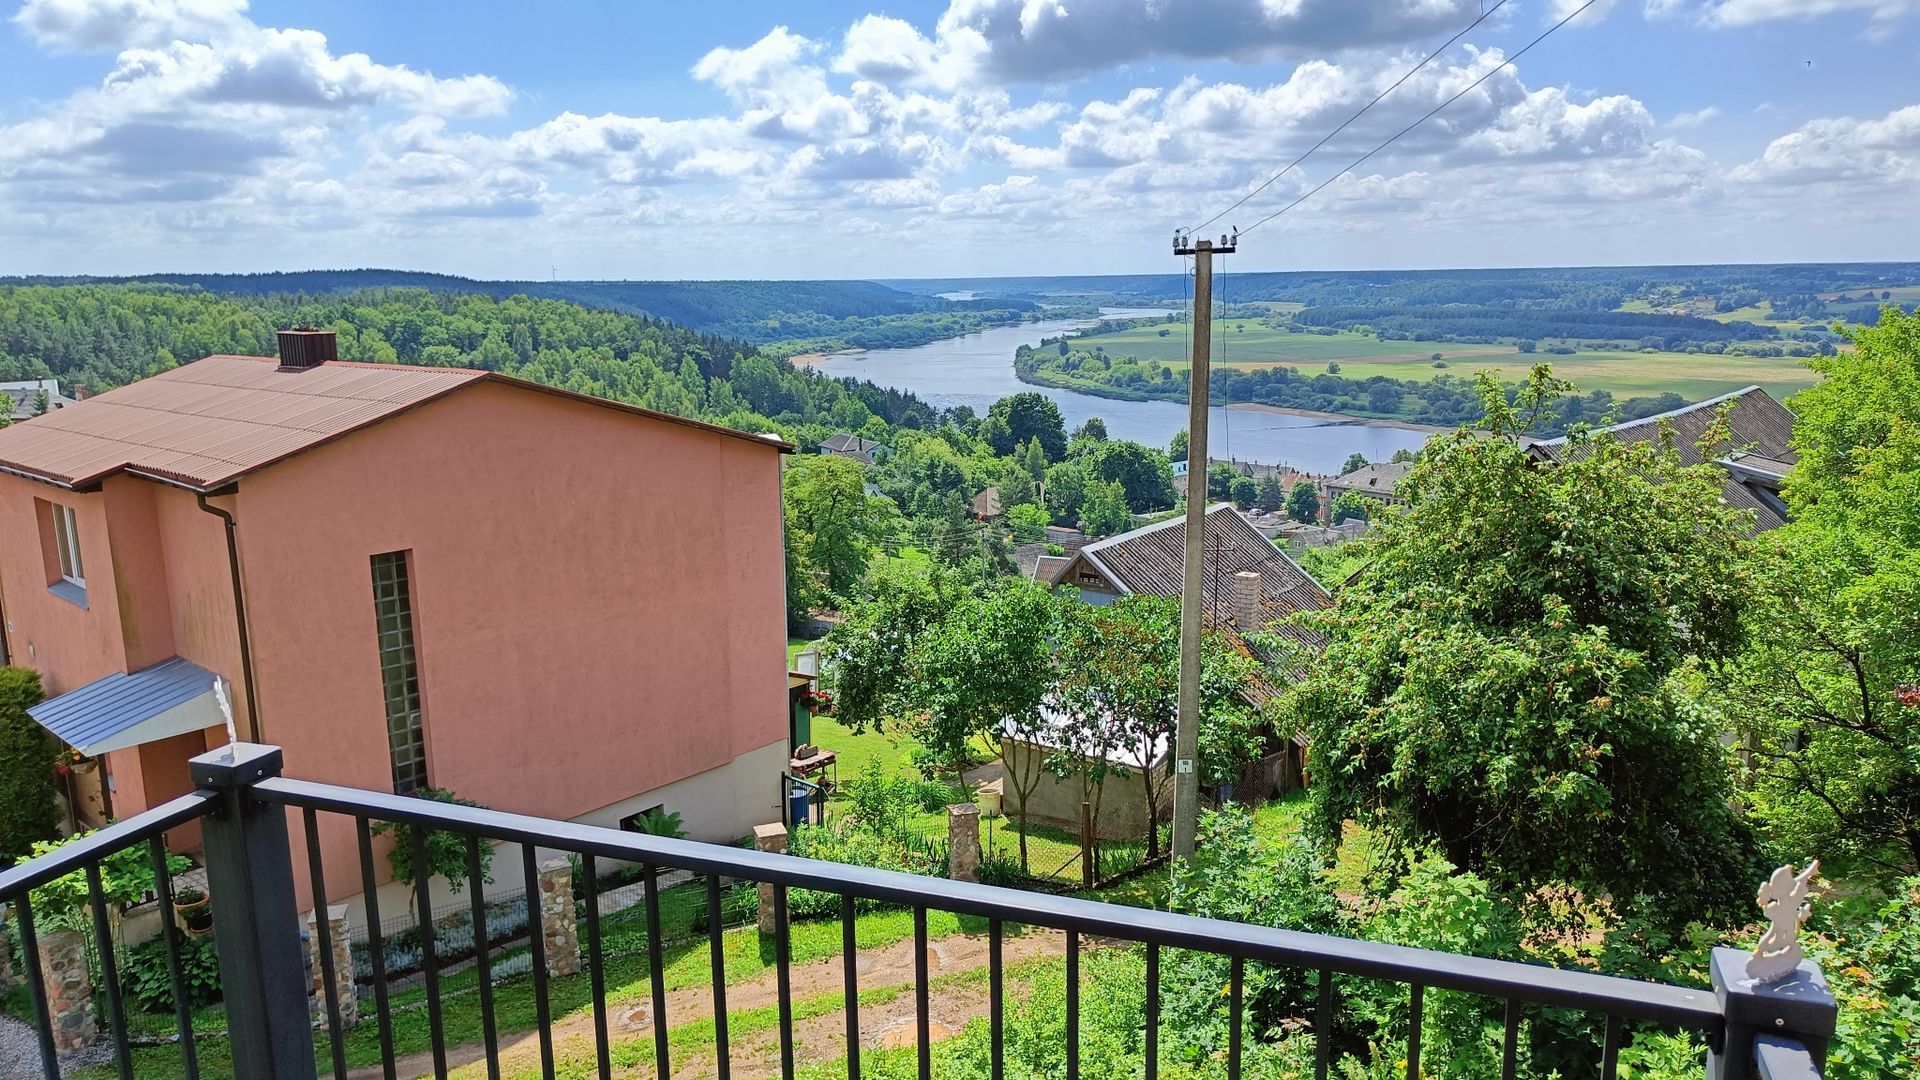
(1074, 320), (1822, 401)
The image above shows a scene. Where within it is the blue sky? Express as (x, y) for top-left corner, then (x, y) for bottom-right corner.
(0, 0), (1915, 279)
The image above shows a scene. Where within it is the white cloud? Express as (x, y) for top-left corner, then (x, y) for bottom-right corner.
(1732, 102), (1920, 186)
(1668, 105), (1720, 128)
(11, 0), (247, 52)
(1703, 0), (1916, 25)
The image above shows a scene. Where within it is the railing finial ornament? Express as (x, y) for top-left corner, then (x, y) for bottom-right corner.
(1747, 859), (1819, 985)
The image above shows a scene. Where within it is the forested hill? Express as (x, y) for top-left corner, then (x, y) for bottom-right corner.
(0, 271), (1002, 342)
(887, 262), (1920, 309)
(0, 284), (934, 443)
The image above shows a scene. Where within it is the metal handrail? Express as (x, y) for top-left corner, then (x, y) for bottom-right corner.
(255, 774), (1723, 1032)
(0, 790), (215, 900)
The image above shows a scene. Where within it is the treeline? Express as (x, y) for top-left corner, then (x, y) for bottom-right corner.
(0, 271), (951, 336)
(1017, 341), (1696, 435)
(0, 283), (937, 442)
(1295, 304), (1778, 346)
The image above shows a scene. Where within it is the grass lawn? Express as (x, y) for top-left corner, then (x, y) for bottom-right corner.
(1073, 320), (1824, 402)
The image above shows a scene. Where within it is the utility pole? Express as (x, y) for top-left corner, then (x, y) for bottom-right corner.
(1171, 227), (1234, 862)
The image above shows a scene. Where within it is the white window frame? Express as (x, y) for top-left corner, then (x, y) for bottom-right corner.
(52, 503), (84, 588)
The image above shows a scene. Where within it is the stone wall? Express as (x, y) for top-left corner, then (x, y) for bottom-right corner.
(39, 928), (96, 1054)
(306, 904), (358, 1028)
(537, 859), (580, 978)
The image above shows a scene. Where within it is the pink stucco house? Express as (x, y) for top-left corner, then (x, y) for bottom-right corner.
(0, 330), (792, 915)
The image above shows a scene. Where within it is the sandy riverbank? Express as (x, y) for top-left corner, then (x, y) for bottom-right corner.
(788, 347), (867, 367)
(1225, 401), (1451, 435)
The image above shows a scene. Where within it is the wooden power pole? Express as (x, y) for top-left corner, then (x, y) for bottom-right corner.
(1171, 227), (1234, 862)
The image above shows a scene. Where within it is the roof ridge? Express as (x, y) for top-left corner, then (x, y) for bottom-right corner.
(1533, 385), (1767, 447)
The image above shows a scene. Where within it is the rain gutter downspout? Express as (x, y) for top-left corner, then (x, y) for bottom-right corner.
(195, 486), (262, 743)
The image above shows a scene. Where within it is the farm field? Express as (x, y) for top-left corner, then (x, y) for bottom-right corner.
(1073, 320), (1823, 401)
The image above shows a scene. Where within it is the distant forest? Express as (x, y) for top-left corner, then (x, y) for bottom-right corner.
(0, 270), (1054, 353)
(0, 284), (937, 445)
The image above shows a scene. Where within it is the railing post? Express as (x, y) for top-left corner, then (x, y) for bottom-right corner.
(1706, 947), (1837, 1080)
(191, 743), (318, 1080)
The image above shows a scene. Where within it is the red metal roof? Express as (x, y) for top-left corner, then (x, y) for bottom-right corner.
(0, 355), (788, 491)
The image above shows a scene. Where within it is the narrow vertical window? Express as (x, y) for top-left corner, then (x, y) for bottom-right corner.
(371, 551), (427, 795)
(52, 504), (84, 587)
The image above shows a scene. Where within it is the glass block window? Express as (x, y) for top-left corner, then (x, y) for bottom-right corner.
(371, 551), (428, 795)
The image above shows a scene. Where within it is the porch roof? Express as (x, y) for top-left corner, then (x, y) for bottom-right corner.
(29, 657), (225, 756)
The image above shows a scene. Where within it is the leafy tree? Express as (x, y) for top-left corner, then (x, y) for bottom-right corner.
(1073, 416), (1108, 442)
(1390, 448), (1418, 464)
(1286, 369), (1760, 926)
(822, 563), (968, 742)
(1340, 452), (1370, 475)
(1079, 478), (1132, 536)
(783, 454), (893, 619)
(1207, 463), (1238, 502)
(1285, 481), (1320, 523)
(373, 788), (494, 920)
(1006, 502), (1050, 543)
(1732, 308), (1920, 880)
(1042, 459), (1089, 525)
(1255, 474), (1285, 513)
(1020, 437), (1048, 481)
(1330, 491), (1372, 524)
(1168, 429), (1188, 463)
(984, 392), (1067, 461)
(1086, 440), (1174, 512)
(31, 389), (49, 416)
(0, 667), (56, 862)
(1229, 475), (1257, 508)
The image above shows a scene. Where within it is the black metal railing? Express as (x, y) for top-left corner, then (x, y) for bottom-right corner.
(0, 743), (1839, 1080)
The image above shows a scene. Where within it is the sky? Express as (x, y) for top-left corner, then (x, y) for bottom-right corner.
(0, 0), (1916, 280)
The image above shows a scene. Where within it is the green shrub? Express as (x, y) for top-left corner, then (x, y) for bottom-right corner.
(0, 667), (56, 862)
(121, 933), (221, 1013)
(786, 821), (946, 917)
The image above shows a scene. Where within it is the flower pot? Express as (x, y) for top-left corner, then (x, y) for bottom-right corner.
(184, 910), (213, 937)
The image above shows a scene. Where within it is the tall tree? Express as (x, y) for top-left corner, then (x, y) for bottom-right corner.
(783, 454), (893, 612)
(0, 668), (56, 862)
(1285, 481), (1320, 523)
(1168, 429), (1189, 463)
(985, 392), (1068, 461)
(1732, 308), (1920, 880)
(1079, 478), (1131, 536)
(1073, 416), (1108, 442)
(1286, 369), (1760, 925)
(1255, 474), (1286, 513)
(1340, 452), (1370, 475)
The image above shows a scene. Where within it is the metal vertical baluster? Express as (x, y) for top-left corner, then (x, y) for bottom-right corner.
(519, 847), (555, 1080)
(300, 810), (347, 1080)
(582, 854), (610, 1080)
(14, 893), (60, 1080)
(84, 863), (134, 1080)
(1406, 984), (1423, 1080)
(644, 864), (669, 1079)
(1227, 956), (1244, 1080)
(406, 825), (448, 1078)
(355, 817), (398, 1080)
(989, 918), (1004, 1080)
(464, 836), (500, 1080)
(842, 893), (861, 1080)
(147, 837), (201, 1079)
(1066, 929), (1080, 1080)
(1144, 943), (1159, 1080)
(775, 884), (795, 1080)
(708, 875), (731, 1080)
(914, 907), (931, 1080)
(1316, 969), (1332, 1080)
(1601, 1015), (1623, 1080)
(1502, 999), (1520, 1080)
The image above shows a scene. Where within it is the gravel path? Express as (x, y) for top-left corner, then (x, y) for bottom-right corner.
(0, 1010), (114, 1078)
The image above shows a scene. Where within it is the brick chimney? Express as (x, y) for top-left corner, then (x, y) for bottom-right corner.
(70, 383), (89, 401)
(1231, 570), (1263, 630)
(277, 328), (337, 371)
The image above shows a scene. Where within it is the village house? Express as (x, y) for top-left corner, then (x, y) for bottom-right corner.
(1016, 505), (1332, 831)
(1527, 384), (1796, 531)
(818, 431), (884, 464)
(1, 377), (79, 422)
(1322, 460), (1412, 513)
(0, 330), (793, 922)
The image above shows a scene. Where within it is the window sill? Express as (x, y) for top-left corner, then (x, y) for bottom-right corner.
(48, 581), (88, 609)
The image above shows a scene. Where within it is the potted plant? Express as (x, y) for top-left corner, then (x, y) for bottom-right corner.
(173, 887), (213, 936)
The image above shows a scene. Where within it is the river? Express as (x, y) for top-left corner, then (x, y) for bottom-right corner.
(811, 311), (1432, 474)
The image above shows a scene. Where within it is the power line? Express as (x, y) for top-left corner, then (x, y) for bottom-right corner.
(1191, 0), (1511, 235)
(1239, 0), (1601, 239)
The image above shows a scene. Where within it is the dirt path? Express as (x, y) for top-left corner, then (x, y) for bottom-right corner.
(360, 928), (1065, 1079)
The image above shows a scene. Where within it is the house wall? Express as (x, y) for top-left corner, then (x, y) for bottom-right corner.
(1000, 739), (1164, 842)
(224, 381), (787, 912)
